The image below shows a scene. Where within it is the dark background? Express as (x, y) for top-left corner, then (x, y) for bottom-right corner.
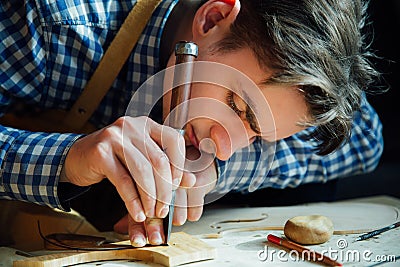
(336, 0), (400, 200)
(366, 0), (400, 164)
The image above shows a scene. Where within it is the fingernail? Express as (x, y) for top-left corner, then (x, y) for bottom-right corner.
(131, 235), (146, 247)
(177, 215), (186, 226)
(150, 232), (163, 245)
(160, 206), (169, 218)
(136, 211), (146, 222)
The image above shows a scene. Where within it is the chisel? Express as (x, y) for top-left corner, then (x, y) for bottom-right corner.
(163, 41), (198, 244)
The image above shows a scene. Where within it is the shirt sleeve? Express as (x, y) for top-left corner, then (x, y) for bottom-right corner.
(213, 95), (383, 194)
(0, 126), (83, 210)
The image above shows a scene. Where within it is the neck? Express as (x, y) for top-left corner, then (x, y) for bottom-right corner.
(159, 0), (203, 68)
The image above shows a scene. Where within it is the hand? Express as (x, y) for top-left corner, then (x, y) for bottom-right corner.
(62, 116), (192, 223)
(114, 146), (218, 246)
(113, 215), (165, 247)
(174, 146), (217, 225)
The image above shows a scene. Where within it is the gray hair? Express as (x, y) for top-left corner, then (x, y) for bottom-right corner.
(213, 0), (380, 155)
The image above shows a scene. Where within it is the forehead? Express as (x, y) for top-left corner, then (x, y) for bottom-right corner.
(212, 47), (268, 82)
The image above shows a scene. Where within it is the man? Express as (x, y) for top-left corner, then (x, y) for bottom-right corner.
(0, 0), (383, 247)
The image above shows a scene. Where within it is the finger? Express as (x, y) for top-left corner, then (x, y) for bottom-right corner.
(126, 119), (173, 218)
(104, 155), (146, 223)
(128, 215), (147, 247)
(123, 143), (157, 218)
(149, 121), (186, 190)
(173, 188), (187, 226)
(187, 185), (205, 222)
(145, 217), (164, 245)
(113, 214), (129, 234)
(143, 136), (172, 218)
(180, 171), (196, 188)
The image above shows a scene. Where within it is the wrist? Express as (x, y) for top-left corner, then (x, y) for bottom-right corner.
(60, 165), (70, 183)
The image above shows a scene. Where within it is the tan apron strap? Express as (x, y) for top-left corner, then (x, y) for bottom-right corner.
(62, 0), (163, 132)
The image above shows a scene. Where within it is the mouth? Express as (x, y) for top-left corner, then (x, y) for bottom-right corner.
(185, 124), (200, 150)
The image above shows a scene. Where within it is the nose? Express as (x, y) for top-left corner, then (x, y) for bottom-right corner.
(209, 123), (253, 161)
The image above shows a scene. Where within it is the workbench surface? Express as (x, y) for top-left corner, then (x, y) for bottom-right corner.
(2, 195), (399, 267)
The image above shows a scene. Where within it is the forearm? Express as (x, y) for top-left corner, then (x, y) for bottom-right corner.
(0, 125), (83, 210)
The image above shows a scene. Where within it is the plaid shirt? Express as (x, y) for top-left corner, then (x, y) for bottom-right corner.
(0, 0), (383, 210)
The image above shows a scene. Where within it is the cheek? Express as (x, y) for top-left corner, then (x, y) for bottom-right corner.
(273, 113), (307, 140)
(265, 91), (309, 140)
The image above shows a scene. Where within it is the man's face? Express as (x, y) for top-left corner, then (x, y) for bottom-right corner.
(164, 47), (309, 161)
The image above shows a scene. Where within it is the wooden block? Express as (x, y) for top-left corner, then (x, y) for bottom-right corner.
(13, 232), (216, 267)
(0, 200), (101, 252)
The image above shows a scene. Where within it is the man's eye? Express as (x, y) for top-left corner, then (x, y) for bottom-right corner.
(227, 91), (245, 116)
(226, 91), (261, 134)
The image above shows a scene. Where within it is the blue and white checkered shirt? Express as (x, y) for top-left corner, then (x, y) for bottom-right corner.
(0, 0), (383, 210)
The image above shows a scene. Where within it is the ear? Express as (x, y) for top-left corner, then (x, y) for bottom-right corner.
(192, 0), (241, 39)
